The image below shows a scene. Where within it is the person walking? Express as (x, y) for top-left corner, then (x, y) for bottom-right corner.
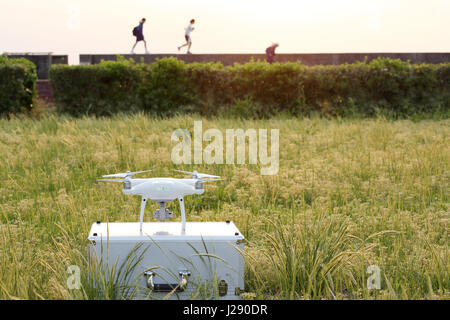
(177, 19), (195, 54)
(265, 42), (279, 64)
(131, 18), (149, 54)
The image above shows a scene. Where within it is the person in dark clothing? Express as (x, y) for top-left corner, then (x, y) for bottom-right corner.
(265, 42), (279, 64)
(131, 18), (149, 54)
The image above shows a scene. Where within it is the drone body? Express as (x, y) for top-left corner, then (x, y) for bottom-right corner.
(98, 170), (221, 234)
(122, 178), (205, 200)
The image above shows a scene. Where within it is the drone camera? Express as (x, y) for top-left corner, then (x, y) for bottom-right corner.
(153, 202), (174, 221)
(153, 209), (174, 221)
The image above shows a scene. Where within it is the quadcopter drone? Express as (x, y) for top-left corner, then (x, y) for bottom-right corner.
(97, 170), (222, 234)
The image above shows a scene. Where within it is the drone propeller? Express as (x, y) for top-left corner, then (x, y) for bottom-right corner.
(102, 170), (152, 178)
(97, 178), (125, 182)
(174, 170), (220, 179)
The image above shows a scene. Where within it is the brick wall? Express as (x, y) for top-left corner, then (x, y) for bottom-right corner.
(80, 52), (450, 66)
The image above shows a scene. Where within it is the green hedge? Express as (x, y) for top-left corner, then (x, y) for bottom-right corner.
(49, 56), (450, 117)
(0, 55), (37, 116)
(49, 57), (142, 116)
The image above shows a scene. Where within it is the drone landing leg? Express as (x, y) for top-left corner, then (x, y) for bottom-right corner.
(178, 196), (186, 235)
(139, 197), (148, 234)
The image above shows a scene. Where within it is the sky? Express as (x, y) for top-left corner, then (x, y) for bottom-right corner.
(1, 0), (450, 64)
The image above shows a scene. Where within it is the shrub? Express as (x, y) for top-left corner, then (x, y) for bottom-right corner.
(139, 57), (197, 116)
(49, 57), (143, 116)
(186, 61), (230, 115)
(0, 54), (37, 116)
(49, 56), (450, 118)
(228, 61), (304, 114)
(226, 96), (267, 119)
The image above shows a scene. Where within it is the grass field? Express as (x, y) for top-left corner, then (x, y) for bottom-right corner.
(0, 114), (448, 299)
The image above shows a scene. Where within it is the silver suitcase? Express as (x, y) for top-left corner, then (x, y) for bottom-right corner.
(88, 221), (245, 299)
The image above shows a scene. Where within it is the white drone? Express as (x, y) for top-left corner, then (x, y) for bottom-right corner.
(97, 170), (222, 234)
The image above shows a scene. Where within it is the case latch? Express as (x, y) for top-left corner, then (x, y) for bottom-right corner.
(178, 270), (191, 291)
(144, 270), (154, 290)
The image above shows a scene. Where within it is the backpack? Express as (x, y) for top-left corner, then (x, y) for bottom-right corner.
(132, 26), (138, 36)
(266, 46), (275, 57)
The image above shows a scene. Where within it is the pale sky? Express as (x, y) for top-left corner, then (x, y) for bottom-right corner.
(1, 0), (450, 64)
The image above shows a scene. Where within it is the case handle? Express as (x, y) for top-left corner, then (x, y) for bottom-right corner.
(144, 270), (191, 292)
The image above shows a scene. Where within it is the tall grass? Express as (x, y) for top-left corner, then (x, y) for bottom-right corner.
(0, 114), (448, 299)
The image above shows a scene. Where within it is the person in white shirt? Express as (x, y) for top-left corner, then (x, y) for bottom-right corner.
(177, 19), (195, 54)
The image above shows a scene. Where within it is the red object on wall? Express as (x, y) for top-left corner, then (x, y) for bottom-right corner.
(36, 80), (54, 102)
